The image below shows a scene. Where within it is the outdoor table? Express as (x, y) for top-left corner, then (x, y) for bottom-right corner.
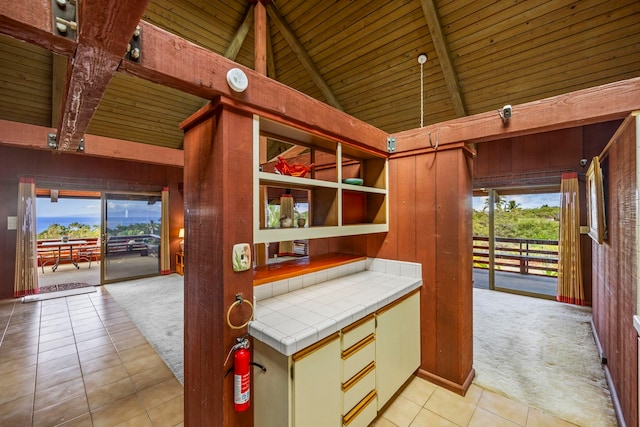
(40, 240), (87, 272)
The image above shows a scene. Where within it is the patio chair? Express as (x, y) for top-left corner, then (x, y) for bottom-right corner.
(75, 241), (100, 269)
(37, 247), (58, 274)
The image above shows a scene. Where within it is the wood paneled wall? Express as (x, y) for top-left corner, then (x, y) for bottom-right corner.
(312, 144), (475, 394)
(0, 145), (184, 300)
(591, 116), (638, 427)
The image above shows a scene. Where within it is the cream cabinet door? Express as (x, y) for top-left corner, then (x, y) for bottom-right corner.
(375, 291), (421, 409)
(293, 335), (342, 427)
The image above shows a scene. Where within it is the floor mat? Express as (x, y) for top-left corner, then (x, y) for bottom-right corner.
(22, 286), (96, 302)
(39, 282), (92, 293)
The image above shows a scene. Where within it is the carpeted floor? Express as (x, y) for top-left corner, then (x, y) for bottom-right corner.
(104, 275), (185, 384)
(473, 288), (618, 427)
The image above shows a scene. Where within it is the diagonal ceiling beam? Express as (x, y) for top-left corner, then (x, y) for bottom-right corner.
(419, 0), (466, 117)
(55, 0), (150, 151)
(225, 5), (254, 61)
(266, 3), (343, 111)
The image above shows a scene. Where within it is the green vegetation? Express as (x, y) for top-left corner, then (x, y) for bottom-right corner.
(473, 198), (559, 240)
(38, 221), (161, 240)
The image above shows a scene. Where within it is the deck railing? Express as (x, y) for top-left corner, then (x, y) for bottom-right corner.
(473, 236), (559, 277)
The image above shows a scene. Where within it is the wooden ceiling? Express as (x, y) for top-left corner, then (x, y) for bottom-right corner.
(0, 0), (639, 152)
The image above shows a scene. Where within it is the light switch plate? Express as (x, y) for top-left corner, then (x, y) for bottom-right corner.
(7, 216), (17, 230)
(233, 243), (251, 272)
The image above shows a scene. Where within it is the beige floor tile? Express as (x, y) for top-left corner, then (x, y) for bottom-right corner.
(463, 384), (484, 405)
(469, 407), (521, 427)
(526, 407), (580, 427)
(0, 375), (37, 406)
(112, 413), (154, 427)
(0, 343), (38, 362)
(80, 352), (123, 375)
(56, 413), (94, 426)
(90, 394), (148, 427)
(147, 394), (184, 427)
(32, 394), (89, 427)
(477, 389), (528, 425)
(86, 377), (136, 411)
(0, 364), (36, 387)
(121, 350), (166, 377)
(399, 376), (438, 406)
(37, 353), (80, 376)
(77, 342), (118, 363)
(423, 388), (477, 427)
(371, 416), (399, 426)
(129, 363), (176, 392)
(83, 363), (129, 391)
(34, 376), (86, 411)
(0, 394), (33, 427)
(38, 343), (78, 363)
(118, 342), (157, 362)
(74, 327), (109, 343)
(105, 320), (138, 335)
(409, 408), (458, 427)
(38, 328), (74, 344)
(75, 335), (114, 353)
(36, 364), (83, 391)
(380, 395), (422, 427)
(37, 334), (76, 353)
(113, 333), (149, 352)
(0, 353), (37, 376)
(138, 377), (184, 410)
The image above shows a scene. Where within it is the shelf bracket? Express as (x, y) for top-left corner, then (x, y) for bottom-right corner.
(387, 136), (396, 153)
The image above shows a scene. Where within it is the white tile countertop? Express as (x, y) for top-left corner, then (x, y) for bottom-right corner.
(634, 315), (640, 336)
(249, 258), (422, 356)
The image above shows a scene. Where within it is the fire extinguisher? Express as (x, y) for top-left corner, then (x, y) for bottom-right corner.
(232, 336), (251, 412)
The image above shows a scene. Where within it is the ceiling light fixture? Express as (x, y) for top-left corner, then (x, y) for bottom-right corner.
(417, 53), (428, 128)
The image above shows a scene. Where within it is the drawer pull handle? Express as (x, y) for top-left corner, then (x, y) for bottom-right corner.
(342, 361), (375, 392)
(342, 333), (375, 359)
(343, 390), (377, 426)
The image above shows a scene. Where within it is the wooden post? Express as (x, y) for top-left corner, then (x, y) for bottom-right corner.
(181, 100), (254, 427)
(488, 189), (495, 290)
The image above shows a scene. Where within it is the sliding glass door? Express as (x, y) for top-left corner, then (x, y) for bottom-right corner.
(102, 192), (162, 282)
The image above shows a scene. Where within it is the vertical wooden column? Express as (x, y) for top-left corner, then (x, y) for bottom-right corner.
(181, 100), (254, 426)
(254, 1), (267, 75)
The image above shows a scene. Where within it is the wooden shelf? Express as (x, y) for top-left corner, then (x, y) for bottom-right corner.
(253, 253), (365, 286)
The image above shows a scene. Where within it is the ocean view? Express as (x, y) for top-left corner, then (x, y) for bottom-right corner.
(36, 216), (159, 234)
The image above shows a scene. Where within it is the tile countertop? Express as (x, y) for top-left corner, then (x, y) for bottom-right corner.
(248, 269), (422, 356)
(634, 315), (640, 336)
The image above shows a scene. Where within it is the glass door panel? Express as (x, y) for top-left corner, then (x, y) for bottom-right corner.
(102, 192), (162, 282)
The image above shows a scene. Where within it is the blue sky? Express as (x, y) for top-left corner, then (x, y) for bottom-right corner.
(472, 192), (560, 210)
(37, 197), (101, 218)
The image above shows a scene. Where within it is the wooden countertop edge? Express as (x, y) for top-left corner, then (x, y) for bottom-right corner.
(253, 253), (366, 286)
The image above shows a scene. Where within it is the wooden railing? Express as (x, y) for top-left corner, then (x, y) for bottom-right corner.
(473, 236), (558, 277)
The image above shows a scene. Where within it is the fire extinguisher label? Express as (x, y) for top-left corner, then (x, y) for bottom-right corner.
(234, 373), (250, 404)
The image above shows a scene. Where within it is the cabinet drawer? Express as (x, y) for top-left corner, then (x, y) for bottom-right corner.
(343, 390), (377, 427)
(342, 334), (375, 380)
(342, 362), (375, 415)
(341, 315), (375, 350)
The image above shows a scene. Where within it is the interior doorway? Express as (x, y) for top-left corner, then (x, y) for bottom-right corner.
(472, 188), (560, 299)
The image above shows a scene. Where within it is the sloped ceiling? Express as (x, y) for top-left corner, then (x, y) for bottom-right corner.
(0, 0), (639, 151)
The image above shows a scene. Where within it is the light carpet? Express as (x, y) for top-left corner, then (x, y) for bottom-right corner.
(104, 275), (184, 384)
(473, 288), (618, 427)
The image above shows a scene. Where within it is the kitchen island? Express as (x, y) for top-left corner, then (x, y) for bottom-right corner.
(250, 255), (422, 427)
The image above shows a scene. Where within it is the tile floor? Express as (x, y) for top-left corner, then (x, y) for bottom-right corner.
(0, 286), (579, 427)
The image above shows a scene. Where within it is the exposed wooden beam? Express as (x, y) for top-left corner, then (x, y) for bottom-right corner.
(392, 77), (640, 153)
(55, 0), (150, 151)
(119, 22), (387, 154)
(266, 24), (277, 80)
(225, 5), (254, 61)
(51, 54), (68, 127)
(265, 3), (343, 111)
(0, 119), (183, 167)
(254, 2), (267, 75)
(419, 0), (466, 117)
(0, 0), (76, 56)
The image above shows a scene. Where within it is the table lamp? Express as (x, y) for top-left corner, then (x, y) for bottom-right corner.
(178, 228), (184, 252)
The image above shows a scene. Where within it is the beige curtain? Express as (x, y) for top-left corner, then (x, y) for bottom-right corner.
(557, 172), (585, 305)
(14, 177), (39, 297)
(160, 186), (171, 274)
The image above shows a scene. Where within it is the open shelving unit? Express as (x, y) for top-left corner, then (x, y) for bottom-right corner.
(253, 116), (388, 244)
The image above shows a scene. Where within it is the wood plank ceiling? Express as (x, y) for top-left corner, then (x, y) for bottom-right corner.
(0, 0), (638, 151)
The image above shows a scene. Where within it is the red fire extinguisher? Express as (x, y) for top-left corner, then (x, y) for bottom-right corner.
(233, 336), (251, 412)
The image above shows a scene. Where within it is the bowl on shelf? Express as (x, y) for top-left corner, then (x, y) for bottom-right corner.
(342, 178), (364, 185)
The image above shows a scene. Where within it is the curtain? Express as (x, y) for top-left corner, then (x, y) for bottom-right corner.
(160, 186), (171, 275)
(557, 172), (585, 305)
(14, 177), (39, 297)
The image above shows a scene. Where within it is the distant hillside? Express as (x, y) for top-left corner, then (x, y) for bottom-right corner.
(473, 202), (560, 241)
